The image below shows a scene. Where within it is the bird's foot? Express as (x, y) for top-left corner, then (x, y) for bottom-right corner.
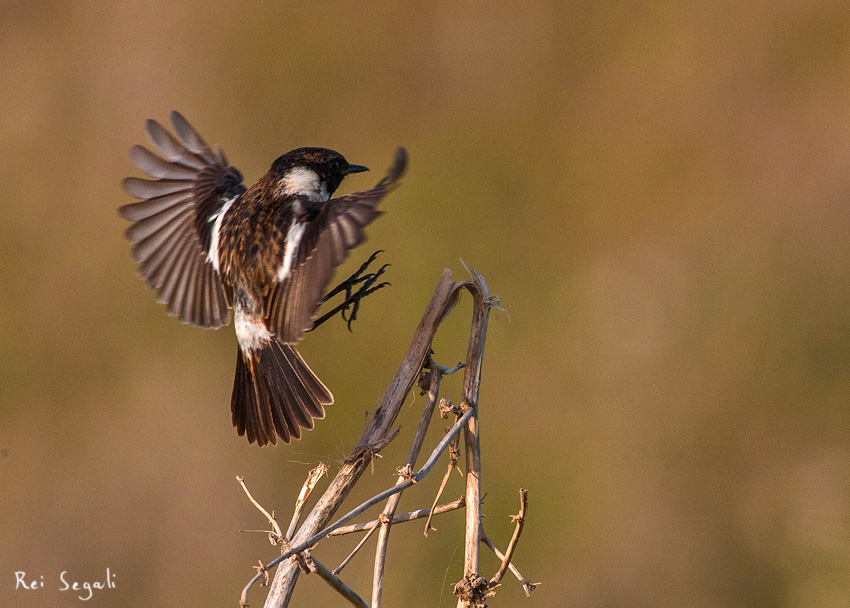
(312, 251), (390, 332)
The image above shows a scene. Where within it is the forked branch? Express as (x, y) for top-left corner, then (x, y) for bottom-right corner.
(489, 489), (528, 588)
(233, 267), (535, 608)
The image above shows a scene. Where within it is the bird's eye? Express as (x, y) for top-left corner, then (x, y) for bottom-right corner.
(332, 160), (341, 171)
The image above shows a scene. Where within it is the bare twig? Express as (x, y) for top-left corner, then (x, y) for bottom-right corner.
(241, 529), (277, 535)
(331, 498), (466, 536)
(442, 362), (466, 375)
(489, 489), (528, 587)
(286, 463), (328, 540)
(425, 410), (462, 536)
(372, 362), (444, 607)
(480, 527), (539, 597)
(334, 521), (380, 574)
(424, 446), (457, 536)
(244, 405), (474, 607)
(238, 476), (283, 543)
(305, 555), (369, 608)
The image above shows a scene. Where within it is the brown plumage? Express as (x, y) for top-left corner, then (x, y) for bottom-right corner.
(119, 111), (407, 446)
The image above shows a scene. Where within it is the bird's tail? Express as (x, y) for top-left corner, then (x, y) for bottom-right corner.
(231, 338), (333, 446)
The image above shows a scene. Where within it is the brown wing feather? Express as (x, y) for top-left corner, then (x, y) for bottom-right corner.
(265, 148), (407, 343)
(119, 111), (244, 329)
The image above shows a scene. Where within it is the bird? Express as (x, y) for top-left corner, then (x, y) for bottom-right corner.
(119, 111), (407, 446)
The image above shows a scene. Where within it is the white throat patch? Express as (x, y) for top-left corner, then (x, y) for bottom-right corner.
(279, 167), (329, 202)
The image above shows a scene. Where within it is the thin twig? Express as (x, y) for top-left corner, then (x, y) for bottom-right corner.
(480, 526), (539, 597)
(306, 555), (369, 608)
(425, 407), (463, 536)
(441, 362), (466, 375)
(331, 498), (466, 536)
(489, 489), (528, 587)
(286, 463), (328, 540)
(424, 445), (458, 535)
(240, 529), (272, 534)
(334, 521), (380, 574)
(240, 529), (279, 535)
(372, 362), (444, 607)
(243, 406), (474, 607)
(238, 476), (283, 542)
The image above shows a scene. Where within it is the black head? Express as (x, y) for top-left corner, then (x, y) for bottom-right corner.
(270, 147), (368, 200)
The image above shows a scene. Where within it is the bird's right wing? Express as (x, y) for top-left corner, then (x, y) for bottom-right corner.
(264, 147), (408, 343)
(119, 111), (244, 328)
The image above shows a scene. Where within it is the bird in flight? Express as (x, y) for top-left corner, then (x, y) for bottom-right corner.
(119, 111), (407, 446)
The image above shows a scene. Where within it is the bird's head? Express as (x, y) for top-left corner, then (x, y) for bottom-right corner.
(270, 147), (368, 202)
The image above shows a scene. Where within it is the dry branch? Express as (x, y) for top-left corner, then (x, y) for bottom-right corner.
(254, 269), (457, 608)
(425, 405), (463, 536)
(480, 527), (539, 598)
(455, 267), (493, 608)
(286, 463), (327, 541)
(238, 476), (283, 545)
(243, 401), (474, 606)
(306, 556), (369, 608)
(330, 498), (465, 537)
(334, 521), (379, 575)
(371, 361), (444, 607)
(233, 267), (534, 608)
(489, 489), (528, 588)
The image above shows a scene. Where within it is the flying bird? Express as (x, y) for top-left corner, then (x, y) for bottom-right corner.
(119, 111), (406, 446)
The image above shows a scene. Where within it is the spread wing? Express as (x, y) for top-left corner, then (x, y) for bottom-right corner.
(119, 111), (244, 328)
(264, 147), (407, 343)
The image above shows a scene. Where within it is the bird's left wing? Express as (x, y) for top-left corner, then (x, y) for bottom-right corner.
(119, 111), (244, 328)
(265, 147), (407, 344)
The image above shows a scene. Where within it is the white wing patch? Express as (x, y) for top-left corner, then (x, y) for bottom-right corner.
(206, 194), (237, 272)
(277, 221), (306, 282)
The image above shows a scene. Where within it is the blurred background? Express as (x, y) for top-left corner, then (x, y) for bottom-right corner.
(2, 1), (850, 606)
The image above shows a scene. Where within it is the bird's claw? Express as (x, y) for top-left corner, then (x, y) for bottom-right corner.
(312, 251), (391, 332)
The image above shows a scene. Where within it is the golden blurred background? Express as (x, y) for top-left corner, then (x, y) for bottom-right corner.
(3, 1), (850, 606)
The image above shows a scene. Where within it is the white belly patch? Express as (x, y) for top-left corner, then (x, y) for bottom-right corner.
(234, 307), (272, 352)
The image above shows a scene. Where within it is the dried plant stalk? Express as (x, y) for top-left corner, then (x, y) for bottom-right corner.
(234, 267), (532, 608)
(371, 363), (444, 607)
(259, 270), (457, 608)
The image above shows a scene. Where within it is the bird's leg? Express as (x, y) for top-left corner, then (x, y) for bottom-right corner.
(321, 250), (386, 303)
(311, 251), (390, 332)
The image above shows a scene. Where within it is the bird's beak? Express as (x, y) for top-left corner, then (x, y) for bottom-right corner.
(345, 164), (369, 175)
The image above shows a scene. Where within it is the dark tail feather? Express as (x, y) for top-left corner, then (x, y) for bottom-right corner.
(231, 339), (333, 446)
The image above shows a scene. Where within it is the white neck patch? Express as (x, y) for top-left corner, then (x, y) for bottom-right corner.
(279, 167), (329, 202)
